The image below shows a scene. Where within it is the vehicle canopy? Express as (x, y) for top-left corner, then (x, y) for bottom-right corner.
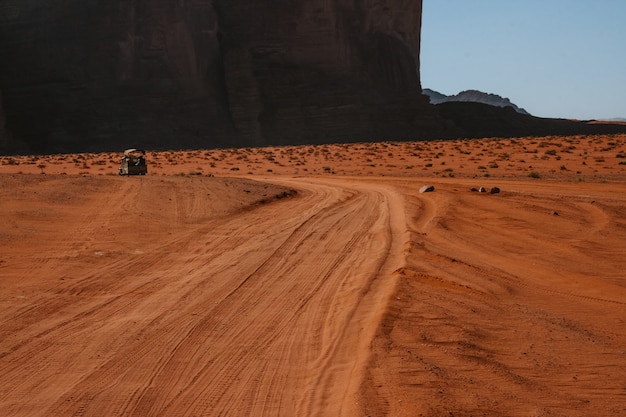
(124, 149), (146, 156)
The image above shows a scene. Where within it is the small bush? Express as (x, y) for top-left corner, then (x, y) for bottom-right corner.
(528, 171), (541, 178)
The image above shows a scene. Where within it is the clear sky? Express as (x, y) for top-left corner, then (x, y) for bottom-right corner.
(420, 0), (626, 120)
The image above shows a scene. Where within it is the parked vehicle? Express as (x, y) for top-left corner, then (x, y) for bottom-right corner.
(119, 149), (147, 175)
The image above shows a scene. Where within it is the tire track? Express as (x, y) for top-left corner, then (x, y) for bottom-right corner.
(151, 185), (393, 417)
(360, 179), (626, 417)
(0, 176), (402, 417)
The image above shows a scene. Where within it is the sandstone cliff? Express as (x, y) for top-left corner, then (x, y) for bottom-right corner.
(0, 87), (8, 149)
(0, 0), (441, 154)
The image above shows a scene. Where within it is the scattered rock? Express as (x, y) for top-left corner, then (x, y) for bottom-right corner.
(419, 185), (435, 193)
(472, 186), (500, 194)
(552, 211), (559, 216)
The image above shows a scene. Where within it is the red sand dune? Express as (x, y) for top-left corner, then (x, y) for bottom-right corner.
(1, 134), (625, 416)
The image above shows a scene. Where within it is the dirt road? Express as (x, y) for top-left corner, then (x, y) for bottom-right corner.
(1, 175), (406, 416)
(1, 172), (625, 416)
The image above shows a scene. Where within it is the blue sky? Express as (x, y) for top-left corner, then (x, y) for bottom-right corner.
(420, 0), (626, 120)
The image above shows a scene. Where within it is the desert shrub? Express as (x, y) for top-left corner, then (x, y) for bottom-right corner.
(528, 171), (541, 178)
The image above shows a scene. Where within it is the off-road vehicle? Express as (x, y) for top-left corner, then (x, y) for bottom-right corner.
(119, 149), (147, 175)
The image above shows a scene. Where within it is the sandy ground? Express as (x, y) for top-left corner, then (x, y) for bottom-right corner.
(1, 134), (625, 416)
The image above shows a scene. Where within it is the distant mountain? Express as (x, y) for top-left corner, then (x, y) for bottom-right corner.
(423, 88), (530, 115)
(602, 118), (626, 123)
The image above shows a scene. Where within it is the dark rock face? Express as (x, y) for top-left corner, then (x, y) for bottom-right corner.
(0, 1), (229, 153)
(0, 87), (8, 149)
(0, 0), (441, 154)
(218, 1), (442, 147)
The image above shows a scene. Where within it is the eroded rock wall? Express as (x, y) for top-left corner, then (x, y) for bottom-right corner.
(0, 0), (226, 153)
(0, 0), (439, 153)
(0, 87), (6, 145)
(0, 87), (9, 152)
(219, 0), (440, 146)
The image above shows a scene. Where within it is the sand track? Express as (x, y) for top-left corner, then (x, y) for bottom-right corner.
(1, 168), (625, 417)
(362, 179), (626, 417)
(0, 175), (405, 416)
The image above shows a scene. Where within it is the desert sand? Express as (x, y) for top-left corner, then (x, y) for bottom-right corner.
(1, 134), (625, 416)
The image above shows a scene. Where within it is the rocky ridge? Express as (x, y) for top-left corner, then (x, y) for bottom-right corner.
(423, 88), (530, 115)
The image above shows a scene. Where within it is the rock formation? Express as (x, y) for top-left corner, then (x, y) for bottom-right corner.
(437, 101), (626, 139)
(0, 0), (441, 154)
(423, 88), (530, 115)
(0, 87), (8, 149)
